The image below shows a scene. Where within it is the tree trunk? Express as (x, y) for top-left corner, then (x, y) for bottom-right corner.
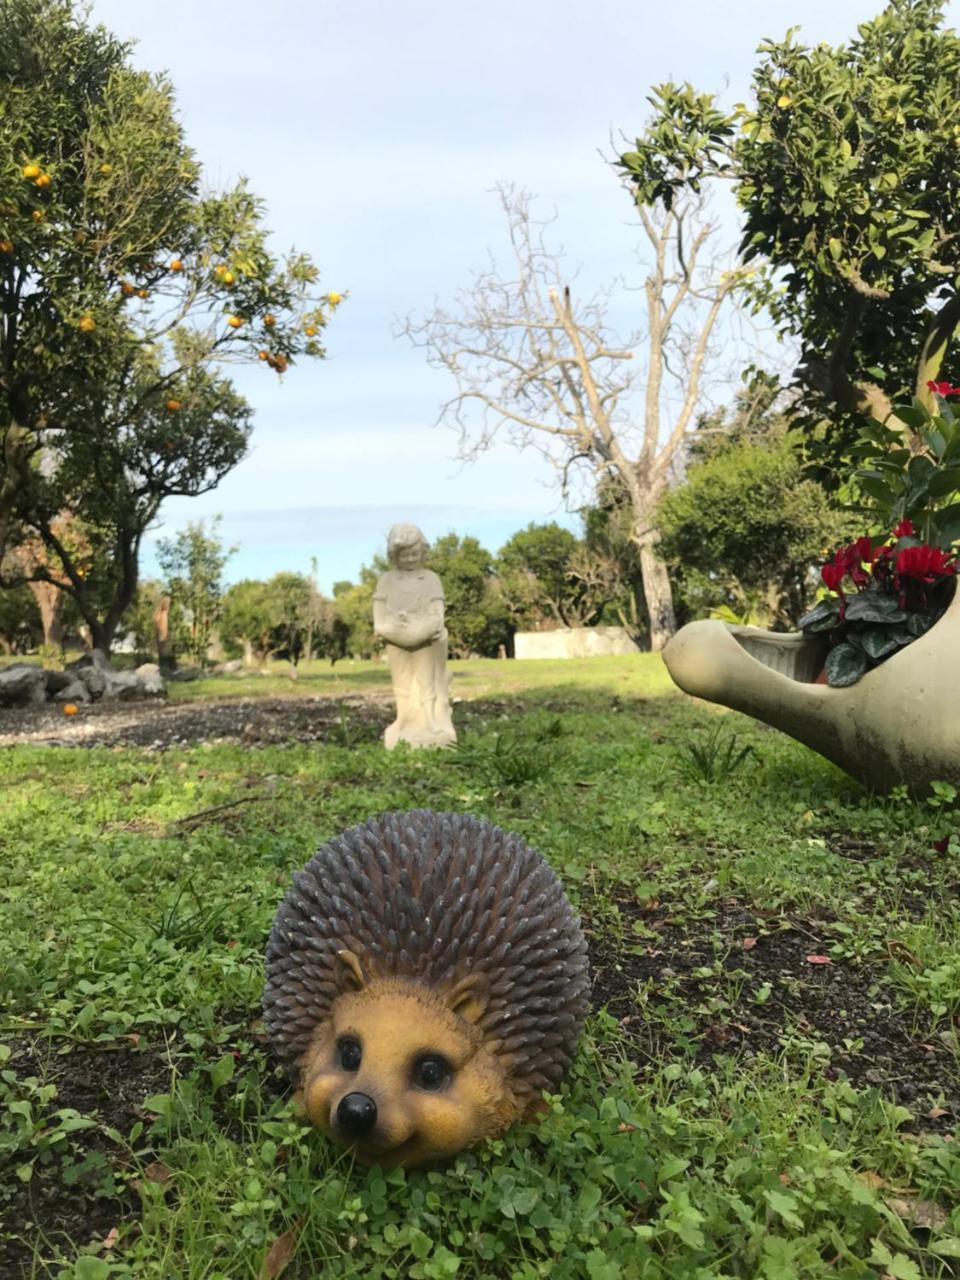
(28, 580), (64, 651)
(154, 596), (175, 673)
(242, 638), (254, 668)
(638, 542), (676, 651)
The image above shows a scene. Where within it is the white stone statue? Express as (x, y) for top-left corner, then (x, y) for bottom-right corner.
(373, 524), (456, 750)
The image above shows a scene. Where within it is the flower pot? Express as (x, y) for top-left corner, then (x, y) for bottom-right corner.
(661, 583), (960, 794)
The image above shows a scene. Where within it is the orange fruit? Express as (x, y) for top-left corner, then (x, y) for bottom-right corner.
(170, 258), (184, 271)
(226, 315), (243, 328)
(263, 313), (275, 327)
(166, 398), (182, 411)
(258, 349), (269, 360)
(137, 288), (149, 299)
(78, 315), (96, 333)
(222, 270), (235, 285)
(120, 281), (135, 296)
(100, 163), (112, 175)
(304, 325), (317, 337)
(63, 703), (79, 716)
(35, 173), (51, 189)
(0, 240), (13, 253)
(22, 164), (41, 179)
(32, 209), (44, 222)
(327, 291), (342, 305)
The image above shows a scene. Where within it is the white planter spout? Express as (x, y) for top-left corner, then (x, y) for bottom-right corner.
(662, 586), (960, 794)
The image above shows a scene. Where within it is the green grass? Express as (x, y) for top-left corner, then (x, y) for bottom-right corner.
(163, 653), (673, 703)
(2, 656), (959, 1279)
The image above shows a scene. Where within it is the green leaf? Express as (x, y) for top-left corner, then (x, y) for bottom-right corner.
(859, 627), (903, 661)
(825, 643), (868, 687)
(73, 1260), (112, 1280)
(799, 599), (839, 630)
(858, 475), (895, 505)
(906, 612), (934, 638)
(209, 1053), (235, 1090)
(931, 1239), (960, 1259)
(928, 468), (960, 500)
(886, 1255), (921, 1280)
(844, 593), (906, 624)
(892, 404), (929, 431)
(763, 1188), (804, 1229)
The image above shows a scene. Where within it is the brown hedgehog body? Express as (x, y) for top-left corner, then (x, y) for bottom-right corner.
(264, 810), (590, 1167)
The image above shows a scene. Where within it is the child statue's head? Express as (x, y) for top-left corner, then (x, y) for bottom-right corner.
(387, 524), (429, 570)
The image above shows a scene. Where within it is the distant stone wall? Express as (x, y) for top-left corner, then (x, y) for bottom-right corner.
(514, 626), (640, 660)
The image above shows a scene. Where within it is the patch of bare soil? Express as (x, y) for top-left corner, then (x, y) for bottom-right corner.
(586, 895), (960, 1130)
(0, 692), (394, 750)
(0, 1036), (174, 1278)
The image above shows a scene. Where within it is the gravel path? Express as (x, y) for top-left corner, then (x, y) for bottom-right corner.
(0, 692), (394, 749)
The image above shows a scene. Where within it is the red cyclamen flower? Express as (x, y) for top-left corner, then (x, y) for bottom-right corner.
(926, 379), (960, 397)
(891, 519), (914, 539)
(821, 561), (846, 591)
(895, 544), (957, 583)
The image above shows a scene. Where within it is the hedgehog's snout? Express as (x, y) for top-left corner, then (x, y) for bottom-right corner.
(336, 1091), (378, 1138)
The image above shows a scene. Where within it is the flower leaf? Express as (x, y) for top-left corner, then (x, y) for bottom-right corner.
(844, 593), (906, 624)
(859, 626), (903, 661)
(799, 599), (839, 631)
(825, 643), (868, 687)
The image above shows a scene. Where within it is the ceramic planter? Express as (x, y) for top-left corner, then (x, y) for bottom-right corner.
(662, 584), (960, 794)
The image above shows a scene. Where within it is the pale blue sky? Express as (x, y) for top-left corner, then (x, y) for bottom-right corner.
(88, 0), (955, 591)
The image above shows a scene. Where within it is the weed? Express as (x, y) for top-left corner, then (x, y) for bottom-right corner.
(673, 722), (760, 784)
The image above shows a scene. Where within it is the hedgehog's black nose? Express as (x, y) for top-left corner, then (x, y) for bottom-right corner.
(337, 1092), (378, 1137)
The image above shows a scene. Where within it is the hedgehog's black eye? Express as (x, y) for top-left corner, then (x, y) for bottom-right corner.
(338, 1038), (362, 1072)
(412, 1054), (451, 1092)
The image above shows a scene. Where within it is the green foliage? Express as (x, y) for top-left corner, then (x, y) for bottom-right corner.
(157, 518), (234, 667)
(657, 429), (848, 628)
(452, 716), (564, 787)
(735, 1), (960, 425)
(2, 659), (960, 1276)
(426, 533), (510, 658)
(673, 722), (760, 784)
(495, 523), (582, 629)
(618, 82), (735, 209)
(493, 521), (625, 633)
(851, 395), (960, 547)
(0, 582), (40, 651)
(619, 1), (960, 455)
(0, 0), (337, 649)
(332, 572), (380, 660)
(219, 572), (335, 667)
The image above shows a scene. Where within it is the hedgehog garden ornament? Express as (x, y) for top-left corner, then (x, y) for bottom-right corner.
(264, 810), (590, 1168)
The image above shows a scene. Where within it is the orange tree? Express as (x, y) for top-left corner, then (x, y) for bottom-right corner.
(620, 0), (960, 468)
(0, 0), (341, 650)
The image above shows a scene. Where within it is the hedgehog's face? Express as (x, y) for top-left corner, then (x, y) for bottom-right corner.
(299, 979), (519, 1169)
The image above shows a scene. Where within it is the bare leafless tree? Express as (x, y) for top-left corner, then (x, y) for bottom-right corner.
(401, 183), (754, 649)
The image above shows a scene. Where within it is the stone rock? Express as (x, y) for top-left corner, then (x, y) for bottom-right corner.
(43, 669), (75, 695)
(102, 671), (143, 701)
(135, 662), (161, 679)
(217, 659), (245, 674)
(53, 679), (91, 704)
(514, 626), (640, 659)
(0, 664), (47, 707)
(75, 666), (107, 700)
(138, 671), (166, 697)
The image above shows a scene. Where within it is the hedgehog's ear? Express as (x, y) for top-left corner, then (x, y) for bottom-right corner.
(336, 949), (367, 992)
(446, 974), (489, 1025)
